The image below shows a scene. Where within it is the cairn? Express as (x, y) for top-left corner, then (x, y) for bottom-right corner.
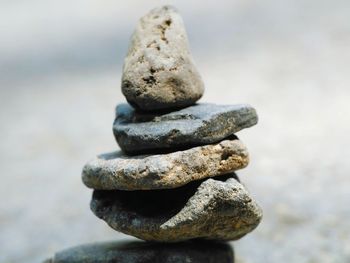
(46, 6), (263, 262)
(82, 5), (262, 242)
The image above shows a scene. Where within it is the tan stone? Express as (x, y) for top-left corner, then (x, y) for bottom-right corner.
(82, 139), (248, 190)
(121, 5), (204, 111)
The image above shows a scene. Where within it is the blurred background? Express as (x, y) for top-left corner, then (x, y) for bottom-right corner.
(1, 0), (350, 262)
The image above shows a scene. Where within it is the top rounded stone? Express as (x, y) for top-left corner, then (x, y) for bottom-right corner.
(121, 5), (204, 111)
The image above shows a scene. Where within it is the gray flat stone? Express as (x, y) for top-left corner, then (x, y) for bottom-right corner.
(113, 103), (258, 154)
(82, 139), (249, 190)
(91, 174), (262, 242)
(121, 6), (204, 111)
(46, 240), (234, 263)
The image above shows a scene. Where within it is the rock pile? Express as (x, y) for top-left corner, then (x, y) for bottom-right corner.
(82, 5), (262, 242)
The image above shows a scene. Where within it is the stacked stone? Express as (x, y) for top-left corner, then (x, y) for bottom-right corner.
(82, 6), (262, 242)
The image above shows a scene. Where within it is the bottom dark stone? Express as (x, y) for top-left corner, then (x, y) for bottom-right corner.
(47, 240), (234, 263)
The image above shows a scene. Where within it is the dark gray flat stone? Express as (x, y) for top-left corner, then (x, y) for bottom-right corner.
(90, 174), (262, 242)
(46, 240), (234, 263)
(113, 103), (258, 154)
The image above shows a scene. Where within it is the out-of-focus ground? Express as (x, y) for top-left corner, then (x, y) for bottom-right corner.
(1, 0), (350, 262)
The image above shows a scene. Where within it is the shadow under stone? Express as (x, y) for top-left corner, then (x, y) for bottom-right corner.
(46, 240), (234, 263)
(92, 173), (239, 219)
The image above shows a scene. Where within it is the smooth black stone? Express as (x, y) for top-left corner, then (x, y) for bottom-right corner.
(47, 240), (234, 263)
(113, 103), (258, 154)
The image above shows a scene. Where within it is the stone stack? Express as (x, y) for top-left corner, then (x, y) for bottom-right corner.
(82, 5), (262, 242)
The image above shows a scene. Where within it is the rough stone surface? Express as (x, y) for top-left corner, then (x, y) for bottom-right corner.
(91, 174), (262, 242)
(82, 139), (248, 190)
(121, 5), (204, 111)
(46, 240), (234, 263)
(113, 103), (258, 154)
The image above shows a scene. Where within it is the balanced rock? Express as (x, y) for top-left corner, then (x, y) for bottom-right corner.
(121, 5), (204, 111)
(114, 103), (258, 154)
(44, 240), (234, 263)
(82, 139), (248, 190)
(91, 174), (262, 242)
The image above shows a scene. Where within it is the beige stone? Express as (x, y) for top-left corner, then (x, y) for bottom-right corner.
(82, 139), (249, 190)
(121, 5), (204, 111)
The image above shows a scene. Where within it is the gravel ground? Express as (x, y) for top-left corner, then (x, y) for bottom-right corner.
(1, 1), (350, 262)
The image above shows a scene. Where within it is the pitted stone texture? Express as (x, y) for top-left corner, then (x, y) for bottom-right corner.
(45, 240), (234, 263)
(91, 174), (262, 242)
(82, 139), (248, 190)
(121, 5), (204, 111)
(113, 103), (258, 154)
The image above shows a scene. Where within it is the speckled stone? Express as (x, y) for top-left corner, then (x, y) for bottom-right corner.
(90, 174), (262, 242)
(121, 6), (204, 111)
(113, 103), (258, 154)
(45, 240), (234, 263)
(82, 139), (249, 190)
